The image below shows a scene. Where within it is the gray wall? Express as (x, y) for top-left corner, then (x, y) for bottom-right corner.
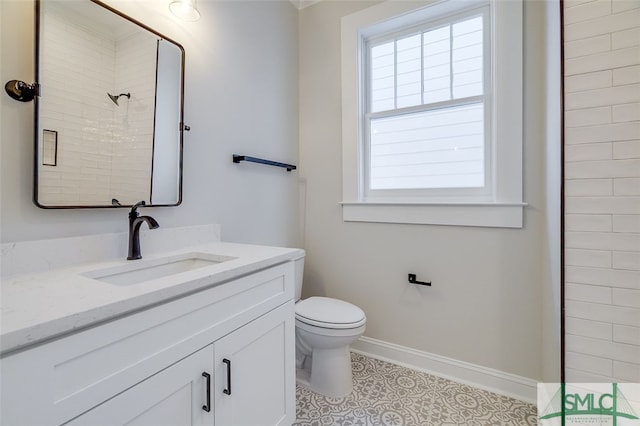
(1, 0), (561, 382)
(298, 0), (561, 381)
(541, 0), (563, 383)
(1, 0), (300, 248)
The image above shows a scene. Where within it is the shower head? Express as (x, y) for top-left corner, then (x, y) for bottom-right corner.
(107, 92), (131, 106)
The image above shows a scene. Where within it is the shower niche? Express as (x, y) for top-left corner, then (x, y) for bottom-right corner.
(34, 0), (185, 208)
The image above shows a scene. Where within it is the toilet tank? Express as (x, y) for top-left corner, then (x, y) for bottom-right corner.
(293, 256), (304, 302)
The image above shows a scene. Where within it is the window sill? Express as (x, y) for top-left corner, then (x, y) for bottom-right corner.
(340, 201), (526, 228)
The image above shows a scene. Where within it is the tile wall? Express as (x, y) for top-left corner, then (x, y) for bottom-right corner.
(38, 4), (156, 206)
(563, 0), (640, 382)
(110, 31), (157, 205)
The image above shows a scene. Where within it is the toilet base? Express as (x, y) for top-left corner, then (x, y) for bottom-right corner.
(296, 346), (353, 398)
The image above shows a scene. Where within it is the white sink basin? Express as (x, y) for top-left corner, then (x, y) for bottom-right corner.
(83, 252), (236, 285)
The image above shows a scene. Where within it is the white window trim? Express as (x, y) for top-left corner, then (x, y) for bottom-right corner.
(341, 0), (525, 228)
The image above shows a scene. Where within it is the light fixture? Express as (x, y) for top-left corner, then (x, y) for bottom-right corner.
(169, 0), (201, 21)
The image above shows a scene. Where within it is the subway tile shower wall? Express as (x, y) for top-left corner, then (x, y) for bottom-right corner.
(563, 0), (640, 383)
(38, 4), (157, 206)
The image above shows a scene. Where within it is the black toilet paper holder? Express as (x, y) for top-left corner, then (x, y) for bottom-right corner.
(408, 273), (431, 286)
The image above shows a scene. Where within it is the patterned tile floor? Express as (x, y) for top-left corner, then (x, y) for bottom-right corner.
(294, 352), (537, 426)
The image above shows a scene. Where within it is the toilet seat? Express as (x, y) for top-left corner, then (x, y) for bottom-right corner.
(295, 297), (366, 329)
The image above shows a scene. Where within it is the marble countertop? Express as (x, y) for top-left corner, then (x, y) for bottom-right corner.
(1, 241), (304, 356)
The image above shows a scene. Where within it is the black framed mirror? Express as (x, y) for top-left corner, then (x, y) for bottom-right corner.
(34, 0), (185, 208)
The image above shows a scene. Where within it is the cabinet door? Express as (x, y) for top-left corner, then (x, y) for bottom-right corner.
(67, 345), (214, 426)
(214, 301), (295, 426)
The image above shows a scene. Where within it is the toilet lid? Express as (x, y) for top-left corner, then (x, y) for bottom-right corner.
(295, 297), (366, 329)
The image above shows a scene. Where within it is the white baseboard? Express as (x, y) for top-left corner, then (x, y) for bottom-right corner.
(351, 336), (538, 405)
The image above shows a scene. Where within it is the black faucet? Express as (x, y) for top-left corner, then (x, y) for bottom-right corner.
(127, 201), (159, 260)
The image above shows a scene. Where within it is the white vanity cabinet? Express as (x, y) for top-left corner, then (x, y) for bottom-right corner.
(213, 302), (294, 426)
(0, 261), (296, 426)
(67, 344), (215, 426)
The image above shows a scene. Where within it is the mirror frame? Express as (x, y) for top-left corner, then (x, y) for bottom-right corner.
(33, 0), (186, 209)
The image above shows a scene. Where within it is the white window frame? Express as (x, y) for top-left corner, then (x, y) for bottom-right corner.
(341, 0), (525, 228)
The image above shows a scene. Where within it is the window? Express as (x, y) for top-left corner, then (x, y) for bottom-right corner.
(341, 0), (524, 228)
(367, 11), (489, 198)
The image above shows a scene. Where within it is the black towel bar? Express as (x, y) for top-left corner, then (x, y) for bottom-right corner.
(232, 155), (297, 172)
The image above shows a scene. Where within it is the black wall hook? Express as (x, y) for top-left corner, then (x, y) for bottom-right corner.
(5, 80), (38, 102)
(408, 273), (431, 286)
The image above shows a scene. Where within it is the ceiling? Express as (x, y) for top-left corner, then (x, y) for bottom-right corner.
(289, 0), (322, 10)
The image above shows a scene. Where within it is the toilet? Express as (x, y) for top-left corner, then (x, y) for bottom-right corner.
(293, 257), (366, 398)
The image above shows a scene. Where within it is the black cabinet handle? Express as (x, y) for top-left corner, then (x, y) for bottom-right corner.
(202, 372), (211, 412)
(223, 358), (232, 395)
